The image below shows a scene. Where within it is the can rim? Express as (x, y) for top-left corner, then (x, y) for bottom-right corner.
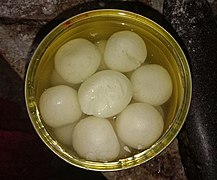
(25, 9), (192, 171)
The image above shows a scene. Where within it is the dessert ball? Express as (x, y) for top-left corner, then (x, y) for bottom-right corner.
(131, 64), (173, 106)
(54, 38), (101, 84)
(116, 103), (164, 150)
(39, 85), (82, 127)
(78, 70), (133, 118)
(104, 31), (147, 72)
(72, 116), (120, 161)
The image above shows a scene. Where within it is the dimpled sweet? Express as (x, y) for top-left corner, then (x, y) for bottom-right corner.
(131, 64), (173, 106)
(104, 31), (147, 72)
(54, 38), (101, 84)
(78, 70), (133, 118)
(39, 85), (82, 127)
(72, 116), (120, 161)
(116, 103), (164, 150)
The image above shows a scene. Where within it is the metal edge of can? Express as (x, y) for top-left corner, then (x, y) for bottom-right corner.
(25, 9), (192, 171)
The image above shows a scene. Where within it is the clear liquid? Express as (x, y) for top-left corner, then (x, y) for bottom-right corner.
(35, 18), (182, 160)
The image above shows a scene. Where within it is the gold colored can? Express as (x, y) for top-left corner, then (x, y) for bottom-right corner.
(25, 9), (192, 171)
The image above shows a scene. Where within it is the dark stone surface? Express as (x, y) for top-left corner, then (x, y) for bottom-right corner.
(103, 139), (186, 180)
(32, 1), (164, 47)
(0, 0), (86, 20)
(0, 55), (31, 132)
(164, 0), (217, 180)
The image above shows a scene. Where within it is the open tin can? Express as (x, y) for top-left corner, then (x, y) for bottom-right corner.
(25, 9), (192, 171)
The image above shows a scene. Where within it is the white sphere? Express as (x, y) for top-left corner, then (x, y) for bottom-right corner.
(39, 85), (82, 127)
(78, 70), (133, 118)
(54, 38), (101, 84)
(116, 103), (164, 150)
(104, 31), (147, 72)
(72, 116), (120, 161)
(53, 123), (75, 146)
(131, 64), (173, 106)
